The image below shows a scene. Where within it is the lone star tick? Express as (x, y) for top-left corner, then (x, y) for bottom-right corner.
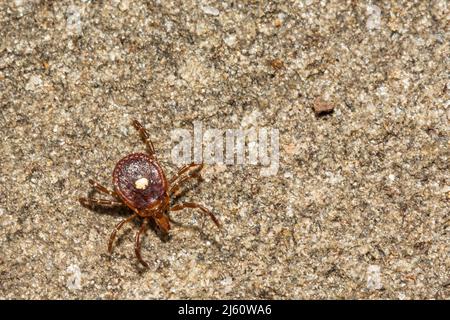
(79, 120), (221, 268)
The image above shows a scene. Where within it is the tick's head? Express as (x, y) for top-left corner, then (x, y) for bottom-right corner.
(154, 214), (171, 234)
(112, 153), (167, 210)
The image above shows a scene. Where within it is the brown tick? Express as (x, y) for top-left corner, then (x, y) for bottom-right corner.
(79, 120), (221, 268)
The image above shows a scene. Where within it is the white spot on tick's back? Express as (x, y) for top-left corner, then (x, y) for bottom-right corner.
(135, 177), (149, 190)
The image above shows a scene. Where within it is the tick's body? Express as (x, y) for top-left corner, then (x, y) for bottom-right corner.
(80, 120), (220, 268)
(113, 153), (168, 212)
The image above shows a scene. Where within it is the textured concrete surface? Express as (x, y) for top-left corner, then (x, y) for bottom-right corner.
(0, 1), (449, 299)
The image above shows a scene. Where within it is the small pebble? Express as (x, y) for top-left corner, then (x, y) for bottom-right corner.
(201, 5), (220, 16)
(313, 97), (335, 115)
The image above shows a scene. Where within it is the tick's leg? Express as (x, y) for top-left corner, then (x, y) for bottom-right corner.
(169, 163), (203, 184)
(169, 163), (203, 197)
(79, 197), (123, 207)
(88, 179), (120, 199)
(132, 120), (155, 158)
(135, 218), (150, 268)
(170, 202), (221, 228)
(169, 173), (202, 198)
(108, 213), (138, 253)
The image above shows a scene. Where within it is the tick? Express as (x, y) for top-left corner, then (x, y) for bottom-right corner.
(79, 120), (221, 268)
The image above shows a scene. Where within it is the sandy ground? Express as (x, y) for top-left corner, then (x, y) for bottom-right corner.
(0, 1), (449, 299)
